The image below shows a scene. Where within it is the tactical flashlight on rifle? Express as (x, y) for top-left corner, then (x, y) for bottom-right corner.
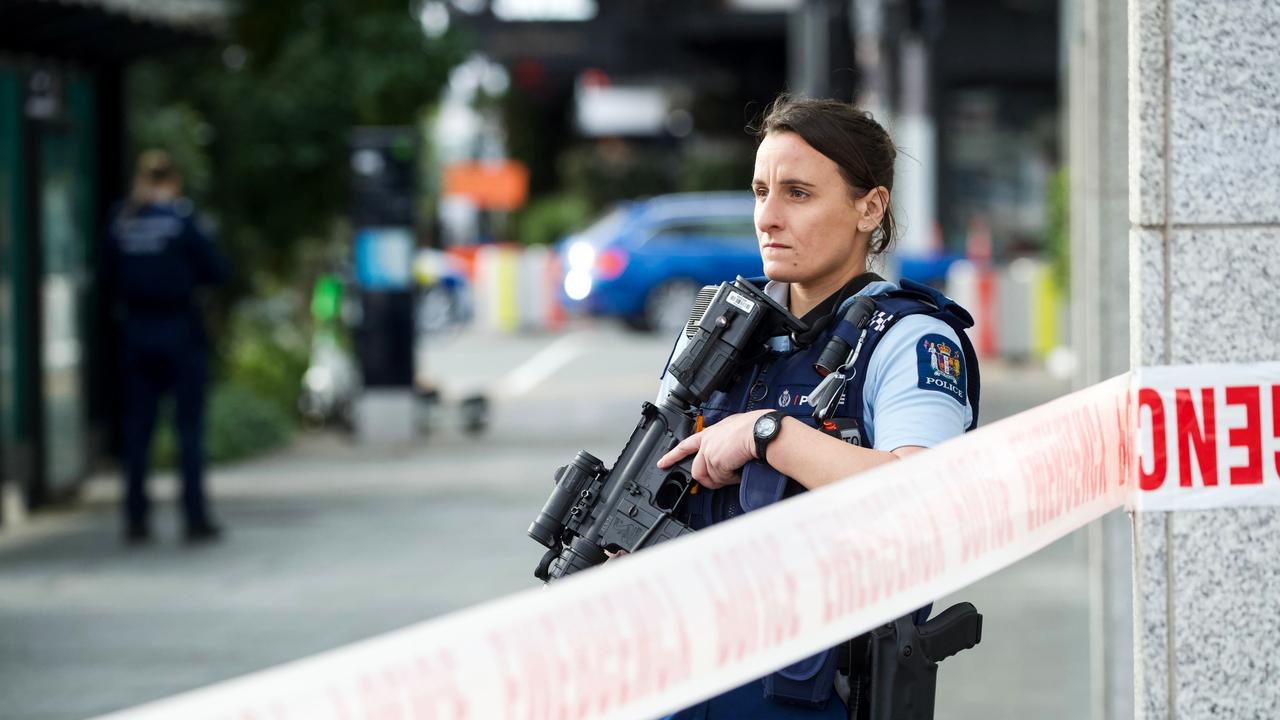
(528, 276), (807, 582)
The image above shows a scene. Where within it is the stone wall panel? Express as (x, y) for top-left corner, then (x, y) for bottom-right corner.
(1167, 228), (1280, 364)
(1168, 1), (1280, 225)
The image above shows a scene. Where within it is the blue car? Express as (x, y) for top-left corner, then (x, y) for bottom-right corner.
(560, 192), (763, 335)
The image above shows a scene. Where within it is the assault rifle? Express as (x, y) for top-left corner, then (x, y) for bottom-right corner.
(527, 276), (806, 581)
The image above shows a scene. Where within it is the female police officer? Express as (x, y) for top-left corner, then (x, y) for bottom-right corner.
(654, 96), (979, 718)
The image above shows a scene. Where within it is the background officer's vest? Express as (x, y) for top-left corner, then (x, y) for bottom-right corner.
(681, 278), (981, 708)
(111, 201), (213, 315)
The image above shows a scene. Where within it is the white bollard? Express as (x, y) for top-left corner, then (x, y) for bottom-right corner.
(997, 258), (1038, 363)
(518, 246), (553, 331)
(945, 259), (979, 320)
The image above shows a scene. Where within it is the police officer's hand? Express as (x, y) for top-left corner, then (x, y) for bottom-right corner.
(656, 410), (772, 490)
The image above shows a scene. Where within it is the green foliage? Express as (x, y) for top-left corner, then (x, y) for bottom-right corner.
(205, 382), (296, 462)
(558, 144), (678, 210)
(678, 141), (755, 193)
(514, 193), (591, 246)
(151, 382), (295, 468)
(223, 296), (310, 420)
(129, 103), (214, 201)
(1046, 166), (1070, 293)
(128, 0), (468, 287)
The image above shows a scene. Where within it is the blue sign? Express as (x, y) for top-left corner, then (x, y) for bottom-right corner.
(354, 227), (414, 290)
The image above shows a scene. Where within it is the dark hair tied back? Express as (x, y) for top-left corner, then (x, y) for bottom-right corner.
(750, 94), (897, 257)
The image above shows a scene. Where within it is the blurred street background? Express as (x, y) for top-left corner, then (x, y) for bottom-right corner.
(0, 0), (1087, 718)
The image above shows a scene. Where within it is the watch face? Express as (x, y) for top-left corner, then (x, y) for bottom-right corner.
(756, 415), (778, 437)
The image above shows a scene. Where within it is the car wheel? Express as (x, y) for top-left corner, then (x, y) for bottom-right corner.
(643, 279), (701, 336)
(621, 314), (651, 332)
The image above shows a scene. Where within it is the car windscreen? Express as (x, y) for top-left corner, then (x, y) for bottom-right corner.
(641, 217), (758, 250)
(576, 206), (630, 247)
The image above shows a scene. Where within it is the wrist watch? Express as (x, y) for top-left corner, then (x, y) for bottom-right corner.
(753, 410), (785, 465)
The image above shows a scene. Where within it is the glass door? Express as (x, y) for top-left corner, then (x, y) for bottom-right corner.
(35, 75), (94, 495)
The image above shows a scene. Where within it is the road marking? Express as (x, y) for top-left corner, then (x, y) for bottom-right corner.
(498, 332), (589, 397)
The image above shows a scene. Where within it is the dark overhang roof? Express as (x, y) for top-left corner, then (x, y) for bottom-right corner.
(460, 1), (786, 76)
(0, 0), (227, 64)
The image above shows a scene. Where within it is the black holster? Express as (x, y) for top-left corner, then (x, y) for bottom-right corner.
(836, 602), (983, 720)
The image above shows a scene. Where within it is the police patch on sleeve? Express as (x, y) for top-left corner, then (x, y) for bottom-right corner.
(916, 334), (966, 404)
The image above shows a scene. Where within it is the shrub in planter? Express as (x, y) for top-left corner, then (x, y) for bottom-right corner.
(151, 381), (294, 468)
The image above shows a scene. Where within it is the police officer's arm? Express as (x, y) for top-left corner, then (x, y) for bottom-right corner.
(773, 416), (930, 487)
(657, 318), (969, 490)
(179, 203), (229, 286)
(657, 410), (912, 490)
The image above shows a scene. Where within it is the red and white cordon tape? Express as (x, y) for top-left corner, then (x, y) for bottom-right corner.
(1134, 362), (1280, 511)
(93, 363), (1280, 720)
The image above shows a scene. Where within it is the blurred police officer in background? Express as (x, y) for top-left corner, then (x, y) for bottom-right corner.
(105, 149), (228, 545)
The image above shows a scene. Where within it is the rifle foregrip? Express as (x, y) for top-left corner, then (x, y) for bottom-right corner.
(917, 602), (983, 663)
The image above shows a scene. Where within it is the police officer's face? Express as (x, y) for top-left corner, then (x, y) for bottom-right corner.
(752, 131), (870, 290)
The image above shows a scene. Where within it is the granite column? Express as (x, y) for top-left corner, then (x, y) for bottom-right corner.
(1129, 1), (1280, 717)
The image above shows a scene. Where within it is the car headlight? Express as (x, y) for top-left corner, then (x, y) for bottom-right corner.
(566, 240), (595, 271)
(564, 270), (593, 301)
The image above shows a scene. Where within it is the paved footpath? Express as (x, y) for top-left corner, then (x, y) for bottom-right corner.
(0, 323), (1084, 720)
